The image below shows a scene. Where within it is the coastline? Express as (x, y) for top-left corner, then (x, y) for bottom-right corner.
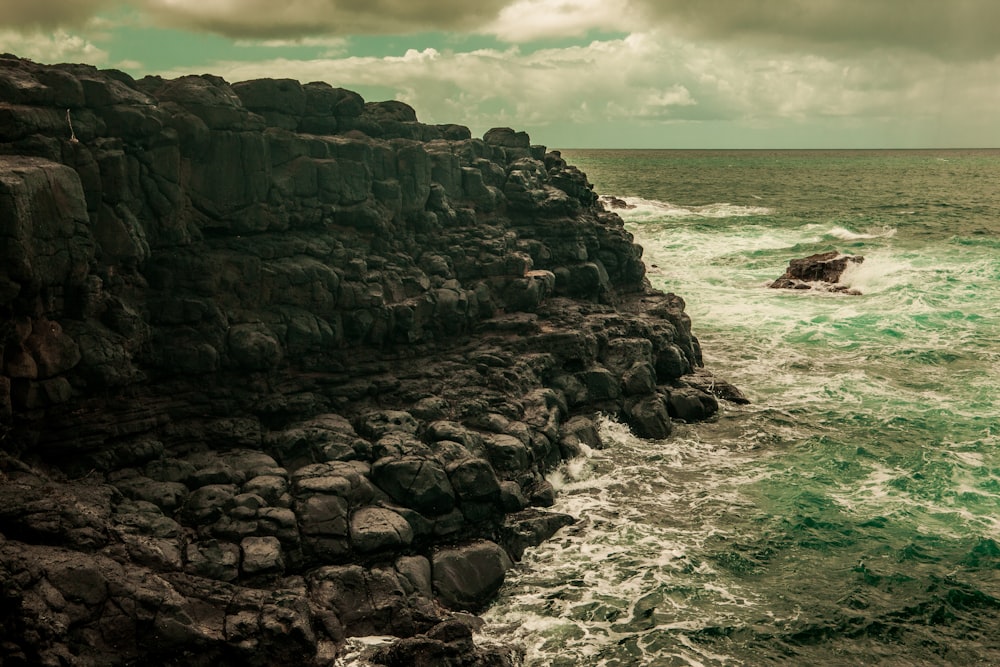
(0, 55), (741, 665)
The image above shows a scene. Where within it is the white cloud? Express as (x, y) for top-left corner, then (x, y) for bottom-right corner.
(233, 36), (349, 57)
(482, 0), (642, 42)
(178, 28), (1000, 148)
(0, 29), (109, 64)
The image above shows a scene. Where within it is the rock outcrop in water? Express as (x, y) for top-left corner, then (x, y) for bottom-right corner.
(769, 251), (864, 294)
(0, 55), (741, 666)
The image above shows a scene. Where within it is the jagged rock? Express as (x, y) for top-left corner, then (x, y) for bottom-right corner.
(769, 250), (864, 293)
(0, 57), (742, 665)
(624, 393), (674, 439)
(501, 508), (576, 560)
(680, 369), (751, 405)
(558, 415), (602, 459)
(309, 564), (435, 637)
(371, 618), (522, 667)
(666, 386), (719, 422)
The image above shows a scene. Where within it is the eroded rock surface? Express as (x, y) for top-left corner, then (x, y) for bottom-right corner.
(769, 250), (864, 293)
(0, 55), (743, 665)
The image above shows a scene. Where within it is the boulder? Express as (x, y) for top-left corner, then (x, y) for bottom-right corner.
(372, 457), (456, 515)
(185, 539), (241, 581)
(431, 540), (513, 612)
(296, 494), (349, 536)
(371, 619), (522, 667)
(364, 100), (418, 122)
(154, 74), (255, 130)
(501, 509), (576, 560)
(666, 387), (719, 422)
(308, 564), (429, 637)
(769, 251), (864, 293)
(624, 393), (673, 439)
(483, 127), (530, 148)
(349, 507), (414, 553)
(231, 78), (305, 115)
(240, 536), (285, 575)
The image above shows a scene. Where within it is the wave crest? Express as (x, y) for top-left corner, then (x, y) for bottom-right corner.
(602, 195), (773, 220)
(824, 225), (897, 241)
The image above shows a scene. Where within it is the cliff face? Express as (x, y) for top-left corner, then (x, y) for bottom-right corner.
(0, 55), (737, 665)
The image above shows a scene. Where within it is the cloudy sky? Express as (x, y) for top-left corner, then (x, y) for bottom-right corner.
(3, 0), (1000, 148)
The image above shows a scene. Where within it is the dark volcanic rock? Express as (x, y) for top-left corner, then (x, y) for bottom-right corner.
(0, 55), (745, 666)
(432, 540), (513, 612)
(769, 250), (864, 293)
(371, 618), (522, 667)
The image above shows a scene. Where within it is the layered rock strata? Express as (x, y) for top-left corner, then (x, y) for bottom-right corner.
(0, 55), (741, 666)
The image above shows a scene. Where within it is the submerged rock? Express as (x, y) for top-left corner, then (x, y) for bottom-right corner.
(769, 251), (864, 294)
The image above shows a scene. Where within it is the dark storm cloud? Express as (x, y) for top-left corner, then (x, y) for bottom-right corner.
(2, 0), (511, 38)
(639, 0), (1000, 59)
(3, 0), (114, 28)
(141, 0), (513, 39)
(7, 0), (1000, 58)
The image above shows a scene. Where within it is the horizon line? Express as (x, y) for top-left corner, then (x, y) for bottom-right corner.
(555, 146), (1000, 151)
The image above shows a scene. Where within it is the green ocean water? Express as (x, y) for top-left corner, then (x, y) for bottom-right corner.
(482, 149), (1000, 665)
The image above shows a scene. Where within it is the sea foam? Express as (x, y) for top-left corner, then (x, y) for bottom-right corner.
(602, 195), (773, 221)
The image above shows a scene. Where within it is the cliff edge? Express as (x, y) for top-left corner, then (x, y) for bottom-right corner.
(0, 55), (742, 666)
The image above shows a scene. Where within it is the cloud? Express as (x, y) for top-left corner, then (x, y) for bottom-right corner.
(634, 0), (1000, 60)
(175, 25), (1000, 148)
(4, 0), (997, 61)
(1, 0), (116, 28)
(141, 0), (511, 38)
(135, 0), (1000, 60)
(483, 0), (642, 42)
(0, 29), (109, 64)
(233, 36), (349, 57)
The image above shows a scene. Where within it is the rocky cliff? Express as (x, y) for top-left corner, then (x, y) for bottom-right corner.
(0, 54), (741, 666)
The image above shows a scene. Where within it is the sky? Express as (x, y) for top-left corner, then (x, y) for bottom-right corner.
(2, 0), (1000, 149)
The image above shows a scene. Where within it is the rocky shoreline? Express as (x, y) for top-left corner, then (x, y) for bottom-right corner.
(0, 55), (743, 666)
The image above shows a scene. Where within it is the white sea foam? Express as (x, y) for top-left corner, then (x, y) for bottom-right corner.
(491, 157), (1000, 663)
(333, 636), (394, 666)
(823, 225), (897, 241)
(482, 416), (767, 665)
(602, 195), (773, 221)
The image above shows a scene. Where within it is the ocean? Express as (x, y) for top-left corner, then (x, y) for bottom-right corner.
(481, 149), (1000, 666)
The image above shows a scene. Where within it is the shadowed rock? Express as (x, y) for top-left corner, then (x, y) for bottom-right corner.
(769, 251), (864, 293)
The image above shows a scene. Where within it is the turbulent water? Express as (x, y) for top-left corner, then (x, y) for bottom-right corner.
(482, 149), (1000, 666)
